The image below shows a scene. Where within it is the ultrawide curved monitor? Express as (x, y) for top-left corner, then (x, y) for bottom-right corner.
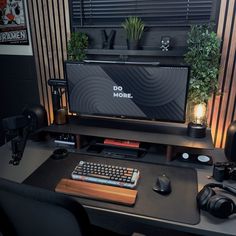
(66, 62), (190, 123)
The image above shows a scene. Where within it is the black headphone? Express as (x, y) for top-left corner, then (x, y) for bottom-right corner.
(197, 183), (236, 218)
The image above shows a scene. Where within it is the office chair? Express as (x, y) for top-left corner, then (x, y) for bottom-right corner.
(0, 178), (125, 236)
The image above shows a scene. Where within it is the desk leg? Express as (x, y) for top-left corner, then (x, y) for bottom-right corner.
(76, 135), (81, 149)
(166, 145), (174, 161)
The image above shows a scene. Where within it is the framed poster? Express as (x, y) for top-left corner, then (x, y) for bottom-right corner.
(0, 0), (29, 45)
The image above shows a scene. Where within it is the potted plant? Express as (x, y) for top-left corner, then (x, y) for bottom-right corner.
(67, 32), (88, 61)
(122, 16), (145, 50)
(184, 24), (221, 124)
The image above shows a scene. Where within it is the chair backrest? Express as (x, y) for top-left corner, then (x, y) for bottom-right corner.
(0, 178), (91, 236)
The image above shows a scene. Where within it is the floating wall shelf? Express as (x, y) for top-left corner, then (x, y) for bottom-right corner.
(86, 48), (187, 57)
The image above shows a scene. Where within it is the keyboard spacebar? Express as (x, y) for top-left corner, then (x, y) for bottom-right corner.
(87, 173), (110, 179)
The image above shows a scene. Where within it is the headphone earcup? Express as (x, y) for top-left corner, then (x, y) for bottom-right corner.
(207, 195), (235, 218)
(197, 186), (216, 210)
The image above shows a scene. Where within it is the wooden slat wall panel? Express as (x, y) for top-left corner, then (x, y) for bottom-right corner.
(208, 0), (236, 148)
(28, 0), (236, 148)
(27, 0), (70, 124)
(28, 1), (48, 112)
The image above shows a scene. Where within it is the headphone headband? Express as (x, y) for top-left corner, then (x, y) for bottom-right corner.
(205, 183), (236, 196)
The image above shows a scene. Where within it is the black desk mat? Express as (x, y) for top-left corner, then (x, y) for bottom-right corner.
(24, 153), (200, 225)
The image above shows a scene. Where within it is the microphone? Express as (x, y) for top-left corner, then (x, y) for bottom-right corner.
(2, 105), (47, 165)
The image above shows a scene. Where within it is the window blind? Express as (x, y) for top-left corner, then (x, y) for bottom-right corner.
(70, 0), (216, 27)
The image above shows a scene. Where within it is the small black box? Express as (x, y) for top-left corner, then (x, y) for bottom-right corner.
(187, 122), (206, 138)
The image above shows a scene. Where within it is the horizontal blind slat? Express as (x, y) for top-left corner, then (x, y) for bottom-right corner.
(71, 0), (214, 26)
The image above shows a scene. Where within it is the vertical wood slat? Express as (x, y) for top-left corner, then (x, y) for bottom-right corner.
(27, 0), (70, 124)
(218, 11), (236, 147)
(234, 96), (236, 120)
(208, 0), (236, 148)
(210, 0), (233, 144)
(27, 1), (43, 105)
(207, 0), (228, 127)
(58, 0), (68, 107)
(42, 0), (54, 79)
(37, 0), (53, 122)
(27, 0), (51, 122)
(63, 0), (72, 110)
(53, 0), (64, 79)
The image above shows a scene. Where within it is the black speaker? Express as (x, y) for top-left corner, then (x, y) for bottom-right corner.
(224, 120), (236, 162)
(22, 104), (48, 141)
(22, 104), (48, 131)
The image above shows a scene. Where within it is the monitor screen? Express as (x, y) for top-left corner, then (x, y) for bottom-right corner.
(66, 62), (190, 123)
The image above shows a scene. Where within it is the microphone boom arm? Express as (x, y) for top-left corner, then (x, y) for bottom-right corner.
(10, 124), (31, 165)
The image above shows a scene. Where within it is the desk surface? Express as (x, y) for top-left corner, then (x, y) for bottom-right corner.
(23, 152), (200, 225)
(0, 141), (235, 236)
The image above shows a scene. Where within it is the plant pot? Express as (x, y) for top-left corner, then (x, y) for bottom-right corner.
(127, 39), (139, 50)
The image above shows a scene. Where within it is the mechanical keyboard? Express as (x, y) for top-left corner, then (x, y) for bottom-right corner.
(71, 160), (140, 189)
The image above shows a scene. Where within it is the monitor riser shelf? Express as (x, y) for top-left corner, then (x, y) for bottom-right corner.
(43, 116), (214, 161)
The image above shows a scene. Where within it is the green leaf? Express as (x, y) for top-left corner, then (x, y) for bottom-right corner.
(67, 32), (88, 61)
(122, 16), (145, 40)
(184, 24), (221, 103)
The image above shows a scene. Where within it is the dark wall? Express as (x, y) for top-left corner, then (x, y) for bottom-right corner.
(0, 55), (39, 145)
(79, 27), (187, 64)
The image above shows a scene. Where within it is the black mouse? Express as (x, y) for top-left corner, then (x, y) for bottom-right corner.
(153, 175), (171, 195)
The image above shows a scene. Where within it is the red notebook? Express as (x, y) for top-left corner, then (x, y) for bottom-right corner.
(104, 138), (140, 148)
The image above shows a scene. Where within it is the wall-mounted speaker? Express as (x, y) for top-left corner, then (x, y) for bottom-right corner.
(224, 121), (236, 162)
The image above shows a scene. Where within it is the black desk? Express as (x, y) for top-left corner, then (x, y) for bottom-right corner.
(0, 141), (236, 236)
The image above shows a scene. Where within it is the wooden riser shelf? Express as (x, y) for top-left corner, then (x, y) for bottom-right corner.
(43, 116), (214, 161)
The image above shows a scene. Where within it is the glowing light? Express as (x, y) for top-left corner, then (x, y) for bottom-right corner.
(194, 103), (207, 124)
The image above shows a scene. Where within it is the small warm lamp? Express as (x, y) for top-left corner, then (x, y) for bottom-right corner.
(194, 103), (207, 124)
(187, 103), (207, 138)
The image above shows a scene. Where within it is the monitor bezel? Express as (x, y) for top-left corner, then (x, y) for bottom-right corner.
(64, 61), (190, 124)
